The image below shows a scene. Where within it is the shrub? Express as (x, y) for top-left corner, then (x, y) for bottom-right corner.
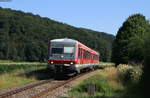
(117, 64), (142, 84)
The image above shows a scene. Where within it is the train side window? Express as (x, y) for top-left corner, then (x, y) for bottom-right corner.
(78, 48), (80, 58)
(85, 51), (88, 59)
(88, 51), (89, 59)
(83, 50), (84, 59)
(78, 48), (81, 58)
(85, 51), (87, 59)
(81, 49), (82, 57)
(83, 50), (86, 59)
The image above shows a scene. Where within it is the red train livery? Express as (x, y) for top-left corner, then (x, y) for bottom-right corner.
(48, 38), (99, 74)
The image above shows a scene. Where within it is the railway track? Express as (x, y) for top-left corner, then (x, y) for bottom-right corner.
(31, 69), (100, 98)
(0, 80), (53, 98)
(0, 65), (107, 98)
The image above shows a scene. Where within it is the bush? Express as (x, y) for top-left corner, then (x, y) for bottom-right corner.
(117, 64), (142, 84)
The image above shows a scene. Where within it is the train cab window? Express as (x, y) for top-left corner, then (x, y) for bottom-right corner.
(51, 48), (63, 54)
(64, 47), (74, 53)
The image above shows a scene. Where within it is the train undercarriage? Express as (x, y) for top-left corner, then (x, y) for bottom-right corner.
(47, 63), (98, 77)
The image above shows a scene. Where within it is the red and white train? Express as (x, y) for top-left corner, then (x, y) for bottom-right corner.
(48, 38), (99, 74)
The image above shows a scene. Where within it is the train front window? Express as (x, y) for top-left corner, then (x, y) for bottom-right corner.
(51, 48), (63, 54)
(64, 47), (74, 53)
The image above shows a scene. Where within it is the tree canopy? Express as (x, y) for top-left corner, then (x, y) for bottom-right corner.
(112, 14), (149, 65)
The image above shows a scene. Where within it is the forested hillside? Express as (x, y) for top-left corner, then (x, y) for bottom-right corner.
(0, 7), (114, 62)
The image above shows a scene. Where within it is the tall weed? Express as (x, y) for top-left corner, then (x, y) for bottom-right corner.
(117, 64), (143, 84)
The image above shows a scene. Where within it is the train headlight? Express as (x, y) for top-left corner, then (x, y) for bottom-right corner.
(64, 64), (70, 66)
(70, 62), (73, 64)
(61, 55), (64, 58)
(51, 61), (54, 64)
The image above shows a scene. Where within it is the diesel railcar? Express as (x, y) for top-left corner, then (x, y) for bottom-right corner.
(48, 38), (99, 74)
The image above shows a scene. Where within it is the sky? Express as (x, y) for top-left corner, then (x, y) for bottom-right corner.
(0, 0), (150, 35)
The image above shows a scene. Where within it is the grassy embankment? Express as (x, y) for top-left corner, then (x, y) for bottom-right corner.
(99, 62), (115, 67)
(0, 60), (48, 91)
(68, 62), (143, 98)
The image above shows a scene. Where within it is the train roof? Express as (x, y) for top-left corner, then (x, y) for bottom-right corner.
(51, 38), (77, 43)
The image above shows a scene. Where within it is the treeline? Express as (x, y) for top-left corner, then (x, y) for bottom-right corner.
(111, 14), (150, 97)
(0, 7), (114, 62)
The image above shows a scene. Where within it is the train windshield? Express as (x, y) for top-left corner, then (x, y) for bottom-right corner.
(64, 47), (74, 53)
(51, 48), (63, 54)
(51, 47), (74, 54)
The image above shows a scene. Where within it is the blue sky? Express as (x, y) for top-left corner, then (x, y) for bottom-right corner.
(0, 0), (150, 35)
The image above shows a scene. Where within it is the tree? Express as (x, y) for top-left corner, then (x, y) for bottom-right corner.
(112, 14), (149, 65)
(141, 25), (150, 97)
(0, 16), (9, 59)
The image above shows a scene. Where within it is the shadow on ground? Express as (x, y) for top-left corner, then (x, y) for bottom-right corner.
(21, 68), (53, 80)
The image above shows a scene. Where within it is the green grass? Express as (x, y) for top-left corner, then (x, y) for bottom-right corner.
(69, 75), (120, 98)
(0, 60), (46, 65)
(99, 62), (115, 67)
(0, 63), (47, 74)
(0, 71), (36, 90)
(68, 67), (144, 98)
(0, 60), (49, 91)
(68, 68), (123, 98)
(0, 60), (13, 63)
